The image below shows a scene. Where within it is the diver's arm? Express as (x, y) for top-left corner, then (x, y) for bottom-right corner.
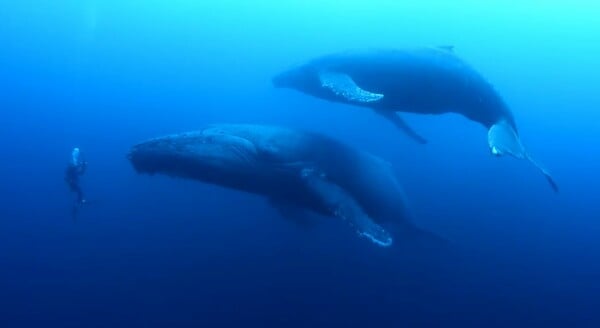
(78, 161), (88, 175)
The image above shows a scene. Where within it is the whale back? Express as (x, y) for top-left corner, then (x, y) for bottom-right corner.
(302, 48), (515, 128)
(218, 125), (415, 224)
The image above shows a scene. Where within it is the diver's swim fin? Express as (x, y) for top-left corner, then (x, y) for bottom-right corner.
(319, 71), (384, 103)
(488, 120), (558, 192)
(375, 110), (428, 144)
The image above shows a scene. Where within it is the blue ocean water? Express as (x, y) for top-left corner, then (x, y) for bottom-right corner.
(1, 1), (599, 327)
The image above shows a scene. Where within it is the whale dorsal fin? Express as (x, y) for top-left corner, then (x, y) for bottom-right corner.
(488, 120), (559, 192)
(301, 167), (392, 247)
(437, 45), (455, 52)
(319, 71), (384, 103)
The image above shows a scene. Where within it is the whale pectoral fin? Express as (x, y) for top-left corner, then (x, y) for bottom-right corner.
(375, 109), (428, 144)
(268, 198), (315, 229)
(488, 121), (559, 192)
(319, 71), (384, 103)
(301, 168), (393, 247)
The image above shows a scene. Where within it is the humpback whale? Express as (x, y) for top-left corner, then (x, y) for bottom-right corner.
(128, 124), (430, 247)
(273, 47), (558, 192)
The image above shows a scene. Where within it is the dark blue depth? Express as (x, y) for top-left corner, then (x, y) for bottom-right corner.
(1, 1), (599, 327)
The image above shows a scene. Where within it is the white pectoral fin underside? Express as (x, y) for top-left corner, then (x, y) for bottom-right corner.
(318, 71), (428, 144)
(301, 168), (392, 247)
(488, 120), (559, 192)
(319, 71), (384, 103)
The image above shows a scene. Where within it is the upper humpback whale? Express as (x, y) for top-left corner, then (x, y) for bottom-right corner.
(128, 124), (429, 247)
(273, 47), (558, 192)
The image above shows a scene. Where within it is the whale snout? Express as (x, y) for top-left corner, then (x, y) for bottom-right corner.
(127, 138), (178, 175)
(127, 143), (156, 174)
(127, 129), (257, 179)
(272, 71), (288, 88)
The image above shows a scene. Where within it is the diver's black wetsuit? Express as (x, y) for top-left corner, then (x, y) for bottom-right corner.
(65, 161), (87, 204)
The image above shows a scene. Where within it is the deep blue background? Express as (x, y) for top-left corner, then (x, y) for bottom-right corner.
(1, 1), (599, 327)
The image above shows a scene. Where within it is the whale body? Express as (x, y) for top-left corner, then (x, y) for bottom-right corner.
(273, 47), (558, 192)
(128, 124), (431, 247)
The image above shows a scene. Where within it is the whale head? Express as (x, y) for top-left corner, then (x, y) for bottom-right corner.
(128, 126), (260, 183)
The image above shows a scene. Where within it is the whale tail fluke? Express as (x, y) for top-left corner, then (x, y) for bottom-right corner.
(488, 120), (526, 159)
(488, 120), (558, 192)
(525, 155), (559, 193)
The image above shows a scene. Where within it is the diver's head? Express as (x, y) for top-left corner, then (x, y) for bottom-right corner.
(128, 126), (259, 180)
(71, 147), (81, 165)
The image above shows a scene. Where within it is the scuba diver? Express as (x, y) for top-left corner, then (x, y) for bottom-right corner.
(65, 147), (87, 206)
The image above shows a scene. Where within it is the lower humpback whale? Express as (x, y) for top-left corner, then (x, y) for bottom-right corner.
(272, 47), (558, 192)
(128, 124), (428, 247)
